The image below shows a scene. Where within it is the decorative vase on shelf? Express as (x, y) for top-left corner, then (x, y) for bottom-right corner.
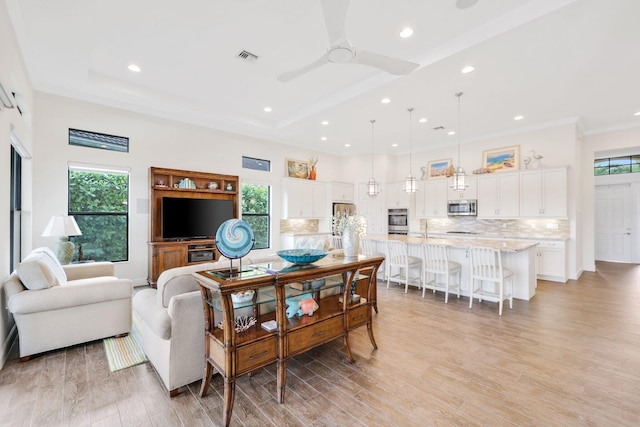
(309, 165), (317, 180)
(342, 226), (359, 258)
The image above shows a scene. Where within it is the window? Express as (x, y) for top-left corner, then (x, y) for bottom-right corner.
(241, 183), (270, 249)
(10, 146), (22, 271)
(242, 156), (271, 172)
(68, 165), (129, 262)
(594, 155), (640, 175)
(69, 128), (129, 153)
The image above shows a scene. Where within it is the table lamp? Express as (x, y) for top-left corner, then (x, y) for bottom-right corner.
(41, 215), (82, 264)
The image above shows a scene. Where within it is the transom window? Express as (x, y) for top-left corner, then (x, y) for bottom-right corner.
(594, 155), (640, 175)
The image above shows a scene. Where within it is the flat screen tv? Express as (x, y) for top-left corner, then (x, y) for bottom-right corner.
(162, 197), (234, 240)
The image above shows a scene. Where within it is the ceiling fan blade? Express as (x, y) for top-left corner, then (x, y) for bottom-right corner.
(277, 52), (329, 83)
(353, 51), (419, 76)
(321, 0), (350, 46)
(456, 0), (479, 9)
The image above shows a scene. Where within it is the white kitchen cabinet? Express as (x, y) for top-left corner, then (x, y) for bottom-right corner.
(477, 172), (519, 218)
(332, 182), (354, 202)
(386, 182), (410, 208)
(520, 167), (567, 218)
(447, 175), (477, 200)
(421, 179), (448, 218)
(282, 178), (326, 219)
(535, 240), (567, 282)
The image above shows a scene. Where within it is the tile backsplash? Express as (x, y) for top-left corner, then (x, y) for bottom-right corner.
(423, 217), (569, 239)
(280, 219), (319, 234)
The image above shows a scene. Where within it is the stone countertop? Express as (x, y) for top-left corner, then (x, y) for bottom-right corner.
(365, 234), (538, 253)
(426, 232), (569, 242)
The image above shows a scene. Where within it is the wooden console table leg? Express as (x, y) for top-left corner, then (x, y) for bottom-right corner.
(199, 361), (214, 397)
(223, 378), (235, 427)
(367, 319), (378, 350)
(277, 359), (287, 403)
(343, 332), (355, 363)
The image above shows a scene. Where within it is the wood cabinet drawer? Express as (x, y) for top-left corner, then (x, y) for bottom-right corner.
(287, 317), (342, 356)
(236, 336), (277, 374)
(347, 305), (369, 329)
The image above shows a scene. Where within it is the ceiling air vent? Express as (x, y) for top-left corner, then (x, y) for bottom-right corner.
(237, 50), (259, 63)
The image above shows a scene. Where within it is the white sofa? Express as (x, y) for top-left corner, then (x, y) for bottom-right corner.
(3, 247), (134, 360)
(133, 254), (280, 396)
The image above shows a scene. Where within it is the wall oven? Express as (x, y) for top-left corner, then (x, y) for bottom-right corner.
(447, 199), (477, 216)
(388, 208), (409, 235)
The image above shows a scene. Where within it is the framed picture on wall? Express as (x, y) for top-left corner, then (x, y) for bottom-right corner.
(482, 145), (520, 173)
(427, 158), (452, 179)
(285, 158), (310, 179)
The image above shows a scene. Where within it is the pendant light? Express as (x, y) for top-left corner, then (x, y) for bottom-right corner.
(367, 119), (379, 197)
(404, 107), (417, 193)
(451, 92), (467, 191)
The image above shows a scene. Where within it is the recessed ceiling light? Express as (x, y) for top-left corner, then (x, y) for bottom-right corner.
(392, 143), (398, 147)
(399, 27), (414, 38)
(321, 120), (329, 125)
(461, 65), (475, 74)
(448, 131), (456, 136)
(321, 136), (327, 141)
(419, 118), (427, 123)
(263, 106), (272, 112)
(514, 115), (524, 121)
(634, 111), (640, 116)
(345, 144), (351, 147)
(128, 64), (141, 73)
(381, 98), (391, 104)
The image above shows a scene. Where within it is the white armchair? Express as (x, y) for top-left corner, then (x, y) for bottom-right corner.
(3, 247), (133, 360)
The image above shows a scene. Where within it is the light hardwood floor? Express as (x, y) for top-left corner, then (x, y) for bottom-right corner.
(1, 261), (639, 426)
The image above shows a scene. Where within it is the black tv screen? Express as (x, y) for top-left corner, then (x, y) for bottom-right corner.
(162, 197), (234, 240)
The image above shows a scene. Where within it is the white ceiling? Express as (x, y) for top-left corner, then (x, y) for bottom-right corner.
(6, 0), (640, 155)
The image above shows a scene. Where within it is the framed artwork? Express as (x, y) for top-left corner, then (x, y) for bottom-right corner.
(427, 158), (452, 179)
(482, 145), (520, 173)
(285, 158), (310, 179)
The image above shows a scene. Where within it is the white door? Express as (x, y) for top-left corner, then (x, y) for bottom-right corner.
(595, 184), (632, 262)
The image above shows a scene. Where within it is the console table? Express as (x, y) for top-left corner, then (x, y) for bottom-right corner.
(193, 253), (383, 427)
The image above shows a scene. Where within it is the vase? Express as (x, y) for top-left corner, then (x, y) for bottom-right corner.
(342, 226), (359, 258)
(309, 165), (317, 180)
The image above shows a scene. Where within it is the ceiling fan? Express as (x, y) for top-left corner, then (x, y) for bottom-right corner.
(277, 0), (420, 83)
(456, 0), (479, 9)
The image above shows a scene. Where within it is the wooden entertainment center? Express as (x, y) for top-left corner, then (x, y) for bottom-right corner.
(147, 167), (239, 286)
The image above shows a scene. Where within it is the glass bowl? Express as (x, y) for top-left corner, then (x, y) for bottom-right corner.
(276, 249), (328, 265)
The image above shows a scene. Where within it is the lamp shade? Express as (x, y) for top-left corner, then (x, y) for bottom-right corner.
(41, 215), (82, 237)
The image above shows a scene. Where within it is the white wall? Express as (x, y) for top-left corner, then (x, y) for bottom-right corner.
(32, 93), (350, 284)
(0, 0), (35, 367)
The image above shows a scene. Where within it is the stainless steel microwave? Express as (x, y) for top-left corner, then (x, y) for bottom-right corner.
(447, 199), (477, 216)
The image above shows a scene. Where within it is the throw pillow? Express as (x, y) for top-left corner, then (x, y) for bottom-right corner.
(16, 248), (67, 290)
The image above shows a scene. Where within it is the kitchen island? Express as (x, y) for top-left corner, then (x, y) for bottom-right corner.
(365, 234), (538, 301)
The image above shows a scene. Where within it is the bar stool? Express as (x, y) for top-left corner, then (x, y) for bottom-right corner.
(385, 240), (422, 293)
(421, 243), (461, 303)
(468, 246), (513, 315)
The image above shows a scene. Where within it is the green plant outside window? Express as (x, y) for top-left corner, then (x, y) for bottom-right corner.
(68, 168), (129, 262)
(241, 183), (270, 250)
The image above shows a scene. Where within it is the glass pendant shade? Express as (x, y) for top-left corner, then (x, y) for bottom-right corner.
(367, 178), (379, 196)
(451, 167), (466, 191)
(404, 173), (417, 193)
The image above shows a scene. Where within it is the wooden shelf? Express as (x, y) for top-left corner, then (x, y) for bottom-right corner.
(147, 167), (239, 286)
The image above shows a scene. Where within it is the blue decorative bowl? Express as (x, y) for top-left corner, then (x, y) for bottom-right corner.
(277, 249), (327, 265)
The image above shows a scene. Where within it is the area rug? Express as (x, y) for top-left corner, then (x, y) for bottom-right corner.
(103, 311), (148, 372)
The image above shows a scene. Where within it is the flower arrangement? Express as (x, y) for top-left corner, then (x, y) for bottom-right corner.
(332, 212), (367, 237)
